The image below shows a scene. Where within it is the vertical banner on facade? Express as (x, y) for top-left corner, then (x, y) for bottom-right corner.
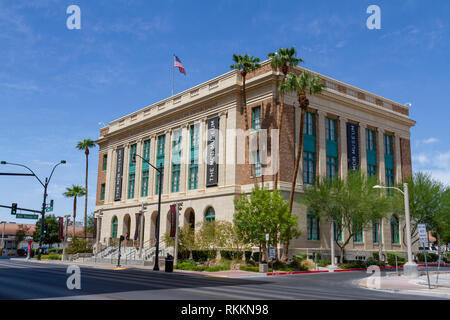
(169, 204), (177, 238)
(134, 213), (140, 241)
(206, 116), (220, 187)
(93, 218), (97, 239)
(347, 123), (360, 170)
(114, 148), (124, 201)
(58, 217), (64, 240)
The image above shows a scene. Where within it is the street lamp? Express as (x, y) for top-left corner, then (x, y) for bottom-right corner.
(133, 154), (162, 271)
(1, 160), (66, 260)
(373, 183), (418, 277)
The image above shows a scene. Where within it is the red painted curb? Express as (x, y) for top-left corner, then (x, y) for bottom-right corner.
(267, 270), (328, 276)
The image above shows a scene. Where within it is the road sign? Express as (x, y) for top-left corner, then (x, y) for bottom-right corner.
(269, 247), (276, 259)
(46, 207), (53, 212)
(16, 214), (39, 219)
(417, 223), (427, 245)
(265, 233), (269, 241)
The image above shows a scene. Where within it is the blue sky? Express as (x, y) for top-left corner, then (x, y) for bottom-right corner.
(0, 0), (449, 224)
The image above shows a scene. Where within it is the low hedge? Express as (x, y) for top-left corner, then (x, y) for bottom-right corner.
(192, 250), (216, 262)
(386, 252), (406, 266)
(239, 265), (273, 272)
(220, 250), (243, 260)
(48, 248), (63, 254)
(318, 259), (331, 267)
(40, 254), (61, 260)
(417, 252), (439, 263)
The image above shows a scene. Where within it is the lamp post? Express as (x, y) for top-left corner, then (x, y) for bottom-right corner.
(1, 160), (66, 260)
(1, 221), (6, 255)
(373, 183), (418, 277)
(133, 154), (162, 271)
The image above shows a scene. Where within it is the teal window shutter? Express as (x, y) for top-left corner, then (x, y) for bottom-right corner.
(189, 124), (199, 190)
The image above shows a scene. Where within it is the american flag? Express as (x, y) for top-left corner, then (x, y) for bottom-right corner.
(174, 55), (186, 75)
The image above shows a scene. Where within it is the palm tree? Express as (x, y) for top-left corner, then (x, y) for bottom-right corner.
(267, 47), (303, 190)
(76, 139), (96, 239)
(279, 71), (324, 260)
(230, 53), (261, 130)
(63, 185), (86, 240)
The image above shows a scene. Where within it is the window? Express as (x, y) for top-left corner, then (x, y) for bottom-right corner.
(205, 207), (215, 223)
(111, 217), (118, 238)
(189, 124), (199, 190)
(102, 154), (107, 171)
(391, 216), (399, 244)
(326, 156), (338, 179)
(155, 135), (165, 195)
(384, 134), (393, 155)
(141, 139), (150, 197)
(366, 129), (377, 177)
(303, 152), (316, 184)
(252, 106), (261, 130)
(353, 224), (363, 243)
(252, 150), (261, 177)
(128, 144), (137, 199)
(303, 112), (315, 136)
(384, 134), (394, 190)
(171, 130), (182, 193)
(386, 168), (394, 187)
(307, 212), (320, 240)
(100, 183), (105, 201)
(373, 221), (382, 243)
(326, 118), (337, 141)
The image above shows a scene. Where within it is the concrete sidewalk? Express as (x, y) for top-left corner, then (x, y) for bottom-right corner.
(358, 272), (450, 299)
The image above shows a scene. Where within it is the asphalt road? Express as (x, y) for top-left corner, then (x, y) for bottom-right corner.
(0, 257), (445, 300)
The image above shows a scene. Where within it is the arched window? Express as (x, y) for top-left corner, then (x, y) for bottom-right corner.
(111, 216), (118, 239)
(391, 215), (399, 244)
(205, 207), (215, 223)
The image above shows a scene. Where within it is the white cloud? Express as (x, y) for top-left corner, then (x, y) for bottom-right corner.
(413, 150), (450, 186)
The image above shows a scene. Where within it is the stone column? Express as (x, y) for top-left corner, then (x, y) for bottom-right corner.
(226, 108), (237, 187)
(317, 110), (327, 178)
(199, 117), (207, 190)
(359, 123), (368, 175)
(149, 136), (157, 198)
(164, 130), (171, 195)
(180, 124), (190, 193)
(218, 111), (227, 187)
(339, 117), (348, 179)
(122, 144), (130, 201)
(104, 149), (113, 203)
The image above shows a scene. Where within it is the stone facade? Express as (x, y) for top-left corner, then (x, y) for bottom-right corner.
(94, 60), (416, 259)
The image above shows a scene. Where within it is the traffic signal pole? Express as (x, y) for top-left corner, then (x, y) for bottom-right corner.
(37, 178), (48, 261)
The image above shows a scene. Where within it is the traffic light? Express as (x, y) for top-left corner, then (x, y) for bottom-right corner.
(43, 223), (48, 236)
(49, 200), (54, 209)
(11, 203), (17, 215)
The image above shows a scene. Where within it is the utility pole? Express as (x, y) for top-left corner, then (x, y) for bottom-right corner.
(1, 221), (6, 255)
(173, 202), (183, 266)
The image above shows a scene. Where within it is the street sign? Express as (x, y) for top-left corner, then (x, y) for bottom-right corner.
(16, 214), (38, 219)
(46, 207), (53, 212)
(417, 223), (427, 245)
(269, 247), (276, 259)
(265, 233), (269, 241)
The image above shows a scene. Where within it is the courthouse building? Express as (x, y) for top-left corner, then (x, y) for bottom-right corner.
(94, 60), (416, 260)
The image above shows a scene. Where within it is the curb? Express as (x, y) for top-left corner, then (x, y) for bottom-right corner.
(267, 270), (329, 276)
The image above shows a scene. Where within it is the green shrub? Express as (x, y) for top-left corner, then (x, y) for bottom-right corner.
(340, 260), (366, 269)
(191, 264), (230, 272)
(40, 254), (61, 260)
(372, 252), (379, 260)
(48, 248), (63, 254)
(386, 251), (406, 266)
(66, 237), (92, 254)
(240, 266), (259, 272)
(311, 252), (322, 260)
(192, 250), (216, 262)
(252, 251), (261, 262)
(444, 252), (450, 263)
(318, 259), (331, 267)
(174, 260), (196, 270)
(177, 250), (190, 260)
(417, 252), (439, 263)
(294, 252), (307, 261)
(220, 250), (243, 260)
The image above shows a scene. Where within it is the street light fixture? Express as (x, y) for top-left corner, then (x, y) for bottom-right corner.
(373, 183), (418, 277)
(1, 160), (66, 260)
(133, 154), (162, 271)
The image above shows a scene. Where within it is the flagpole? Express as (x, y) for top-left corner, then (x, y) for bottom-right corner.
(172, 54), (175, 96)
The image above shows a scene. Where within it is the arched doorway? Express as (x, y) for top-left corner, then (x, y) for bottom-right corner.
(184, 208), (195, 230)
(123, 214), (131, 241)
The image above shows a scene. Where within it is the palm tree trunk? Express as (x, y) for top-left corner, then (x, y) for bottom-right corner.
(84, 151), (88, 239)
(282, 106), (306, 261)
(274, 90), (284, 191)
(73, 196), (77, 240)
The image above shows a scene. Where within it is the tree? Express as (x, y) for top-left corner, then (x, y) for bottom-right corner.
(63, 185), (86, 239)
(234, 185), (300, 261)
(32, 216), (61, 247)
(86, 212), (95, 235)
(278, 71), (325, 260)
(230, 53), (261, 130)
(76, 139), (96, 239)
(267, 47), (303, 190)
(15, 225), (30, 249)
(301, 171), (388, 263)
(391, 172), (442, 248)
